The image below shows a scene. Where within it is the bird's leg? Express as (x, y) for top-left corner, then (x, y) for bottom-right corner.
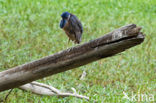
(68, 39), (70, 44)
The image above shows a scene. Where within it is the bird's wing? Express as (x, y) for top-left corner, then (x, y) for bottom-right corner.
(70, 14), (83, 34)
(69, 14), (83, 43)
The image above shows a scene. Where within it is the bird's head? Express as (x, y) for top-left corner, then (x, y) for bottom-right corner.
(60, 12), (70, 28)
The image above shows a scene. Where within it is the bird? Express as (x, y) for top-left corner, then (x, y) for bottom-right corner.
(60, 12), (83, 44)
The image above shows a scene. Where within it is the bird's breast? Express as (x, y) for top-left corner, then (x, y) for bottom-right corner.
(63, 21), (69, 30)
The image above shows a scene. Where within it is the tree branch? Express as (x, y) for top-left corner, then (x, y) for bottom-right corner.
(19, 82), (89, 100)
(0, 24), (145, 92)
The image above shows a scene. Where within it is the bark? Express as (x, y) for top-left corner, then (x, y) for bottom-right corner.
(0, 24), (145, 92)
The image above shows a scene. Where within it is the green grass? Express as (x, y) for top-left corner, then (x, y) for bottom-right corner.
(0, 0), (156, 102)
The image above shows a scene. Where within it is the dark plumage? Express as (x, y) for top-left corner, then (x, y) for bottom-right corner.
(60, 12), (83, 44)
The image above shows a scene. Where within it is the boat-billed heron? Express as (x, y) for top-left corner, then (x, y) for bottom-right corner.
(60, 12), (83, 44)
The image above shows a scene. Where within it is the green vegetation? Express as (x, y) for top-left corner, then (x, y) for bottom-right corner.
(0, 0), (155, 102)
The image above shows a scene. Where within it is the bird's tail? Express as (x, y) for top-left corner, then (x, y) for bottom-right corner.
(75, 33), (82, 44)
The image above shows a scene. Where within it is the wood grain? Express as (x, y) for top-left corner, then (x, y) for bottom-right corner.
(0, 24), (145, 92)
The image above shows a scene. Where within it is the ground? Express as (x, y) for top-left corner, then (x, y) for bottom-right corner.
(0, 0), (155, 103)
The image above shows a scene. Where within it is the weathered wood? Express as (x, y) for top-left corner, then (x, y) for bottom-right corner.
(19, 82), (89, 100)
(0, 24), (145, 92)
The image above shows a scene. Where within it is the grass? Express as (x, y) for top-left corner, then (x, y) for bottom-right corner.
(0, 0), (155, 102)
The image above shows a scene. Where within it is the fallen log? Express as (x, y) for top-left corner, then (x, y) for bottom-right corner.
(0, 24), (145, 92)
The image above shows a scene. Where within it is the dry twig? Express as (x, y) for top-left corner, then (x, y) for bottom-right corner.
(19, 82), (89, 100)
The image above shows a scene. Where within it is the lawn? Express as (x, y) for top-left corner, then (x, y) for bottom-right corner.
(0, 0), (155, 102)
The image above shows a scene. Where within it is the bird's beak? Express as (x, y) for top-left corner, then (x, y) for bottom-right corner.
(60, 19), (67, 28)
